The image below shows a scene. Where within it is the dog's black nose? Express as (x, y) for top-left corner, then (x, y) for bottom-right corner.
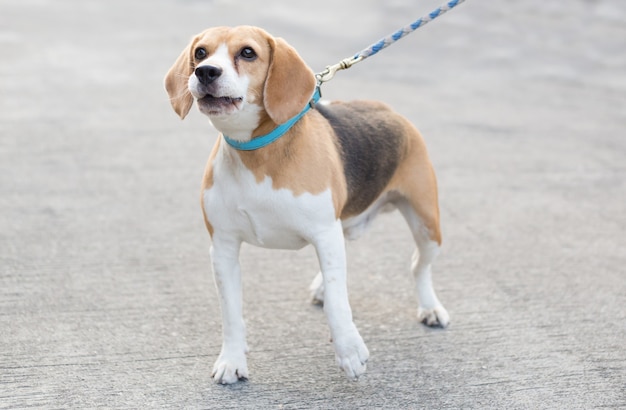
(195, 65), (222, 85)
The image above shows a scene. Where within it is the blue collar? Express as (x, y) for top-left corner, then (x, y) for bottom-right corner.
(223, 87), (321, 151)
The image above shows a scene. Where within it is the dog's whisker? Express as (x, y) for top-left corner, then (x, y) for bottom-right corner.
(169, 88), (192, 102)
(243, 87), (264, 103)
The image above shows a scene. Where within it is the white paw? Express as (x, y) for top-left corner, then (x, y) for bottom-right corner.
(309, 272), (324, 305)
(211, 351), (249, 384)
(334, 333), (370, 380)
(418, 305), (450, 328)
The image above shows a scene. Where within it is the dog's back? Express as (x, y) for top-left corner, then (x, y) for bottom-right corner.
(315, 101), (418, 218)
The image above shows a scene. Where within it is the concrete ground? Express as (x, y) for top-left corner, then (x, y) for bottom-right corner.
(1, 0), (625, 408)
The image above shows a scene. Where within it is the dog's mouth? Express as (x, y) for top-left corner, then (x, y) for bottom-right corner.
(198, 94), (243, 114)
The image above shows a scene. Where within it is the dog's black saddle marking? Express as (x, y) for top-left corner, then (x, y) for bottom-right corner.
(315, 101), (405, 217)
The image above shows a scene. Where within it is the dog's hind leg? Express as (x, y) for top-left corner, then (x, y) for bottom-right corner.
(309, 271), (324, 305)
(396, 198), (450, 328)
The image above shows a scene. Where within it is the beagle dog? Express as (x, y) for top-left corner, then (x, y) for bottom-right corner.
(164, 26), (449, 384)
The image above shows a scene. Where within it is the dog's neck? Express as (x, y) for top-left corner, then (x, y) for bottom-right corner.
(209, 109), (288, 154)
(210, 88), (321, 151)
(207, 102), (270, 142)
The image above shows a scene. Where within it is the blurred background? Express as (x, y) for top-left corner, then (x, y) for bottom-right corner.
(1, 0), (624, 408)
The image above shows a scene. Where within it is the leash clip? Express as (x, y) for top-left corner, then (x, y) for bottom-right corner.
(315, 56), (363, 84)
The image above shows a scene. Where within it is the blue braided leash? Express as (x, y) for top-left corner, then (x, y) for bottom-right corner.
(316, 0), (466, 83)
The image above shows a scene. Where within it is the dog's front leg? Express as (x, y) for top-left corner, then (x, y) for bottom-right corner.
(313, 221), (369, 380)
(209, 237), (249, 384)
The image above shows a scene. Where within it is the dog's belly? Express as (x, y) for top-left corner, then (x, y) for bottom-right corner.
(203, 167), (337, 250)
(341, 191), (398, 240)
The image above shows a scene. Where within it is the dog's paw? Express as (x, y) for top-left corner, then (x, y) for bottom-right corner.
(418, 305), (450, 328)
(309, 272), (324, 305)
(211, 351), (249, 385)
(334, 333), (370, 381)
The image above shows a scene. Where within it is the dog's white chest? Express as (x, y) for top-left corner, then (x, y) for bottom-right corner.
(203, 146), (336, 249)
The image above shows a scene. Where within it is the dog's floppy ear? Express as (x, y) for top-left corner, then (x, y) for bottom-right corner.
(263, 36), (316, 124)
(164, 36), (198, 119)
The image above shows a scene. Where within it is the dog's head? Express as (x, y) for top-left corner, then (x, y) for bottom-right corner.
(164, 26), (316, 139)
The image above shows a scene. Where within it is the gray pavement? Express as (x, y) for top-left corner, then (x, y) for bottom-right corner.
(1, 0), (625, 408)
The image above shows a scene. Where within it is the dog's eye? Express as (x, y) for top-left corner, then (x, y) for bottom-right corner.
(194, 47), (207, 60)
(239, 47), (257, 61)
